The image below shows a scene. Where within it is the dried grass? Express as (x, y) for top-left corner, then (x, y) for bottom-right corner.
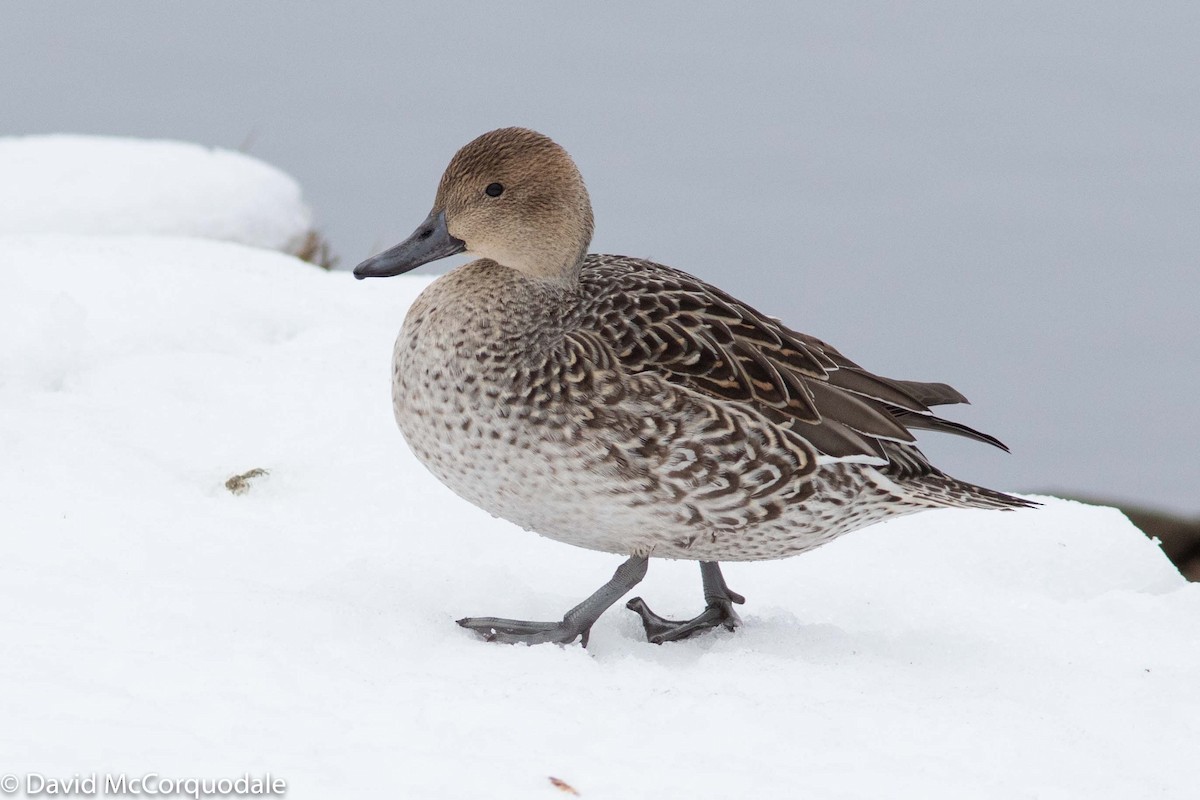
(293, 230), (338, 271)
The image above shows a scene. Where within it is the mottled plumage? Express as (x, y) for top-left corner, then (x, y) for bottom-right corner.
(356, 127), (1033, 645)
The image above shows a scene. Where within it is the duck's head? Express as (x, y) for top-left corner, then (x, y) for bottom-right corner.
(354, 127), (594, 283)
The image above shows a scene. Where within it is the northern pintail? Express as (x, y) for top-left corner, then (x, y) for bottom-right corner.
(355, 128), (1033, 646)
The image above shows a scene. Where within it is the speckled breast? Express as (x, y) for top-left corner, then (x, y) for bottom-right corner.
(390, 266), (657, 555)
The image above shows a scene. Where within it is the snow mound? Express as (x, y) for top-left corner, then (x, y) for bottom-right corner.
(0, 135), (312, 252)
(1, 235), (1198, 799)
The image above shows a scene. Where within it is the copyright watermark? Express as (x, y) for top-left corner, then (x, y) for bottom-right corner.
(0, 773), (285, 798)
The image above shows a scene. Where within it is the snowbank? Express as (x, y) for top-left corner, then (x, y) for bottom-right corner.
(1, 234), (1198, 799)
(0, 136), (312, 252)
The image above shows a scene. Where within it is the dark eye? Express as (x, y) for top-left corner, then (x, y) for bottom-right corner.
(485, 182), (504, 197)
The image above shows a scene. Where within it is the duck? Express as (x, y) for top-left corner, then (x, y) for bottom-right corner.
(355, 127), (1034, 646)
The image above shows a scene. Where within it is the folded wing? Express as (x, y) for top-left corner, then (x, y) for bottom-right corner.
(578, 256), (1009, 480)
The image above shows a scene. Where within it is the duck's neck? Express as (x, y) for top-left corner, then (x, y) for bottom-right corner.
(499, 246), (588, 286)
(512, 201), (592, 283)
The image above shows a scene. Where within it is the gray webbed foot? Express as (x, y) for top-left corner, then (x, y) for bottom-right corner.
(625, 596), (742, 643)
(457, 616), (594, 646)
(455, 555), (649, 647)
(625, 561), (745, 644)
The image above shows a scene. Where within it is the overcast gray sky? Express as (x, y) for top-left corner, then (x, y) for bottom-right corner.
(4, 1), (1198, 513)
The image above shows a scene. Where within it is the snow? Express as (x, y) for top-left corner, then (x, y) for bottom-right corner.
(0, 136), (312, 253)
(2, 150), (1198, 798)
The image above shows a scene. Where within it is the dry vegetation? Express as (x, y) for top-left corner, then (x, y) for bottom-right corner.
(225, 467), (269, 495)
(293, 229), (338, 270)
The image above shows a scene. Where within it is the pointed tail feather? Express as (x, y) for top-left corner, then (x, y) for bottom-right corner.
(905, 475), (1039, 511)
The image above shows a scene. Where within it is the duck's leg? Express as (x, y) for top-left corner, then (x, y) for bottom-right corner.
(457, 555), (649, 646)
(626, 561), (744, 644)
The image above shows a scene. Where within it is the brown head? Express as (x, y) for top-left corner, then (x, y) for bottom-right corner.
(354, 128), (594, 283)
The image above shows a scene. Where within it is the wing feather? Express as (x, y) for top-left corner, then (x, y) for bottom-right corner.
(576, 256), (1009, 477)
